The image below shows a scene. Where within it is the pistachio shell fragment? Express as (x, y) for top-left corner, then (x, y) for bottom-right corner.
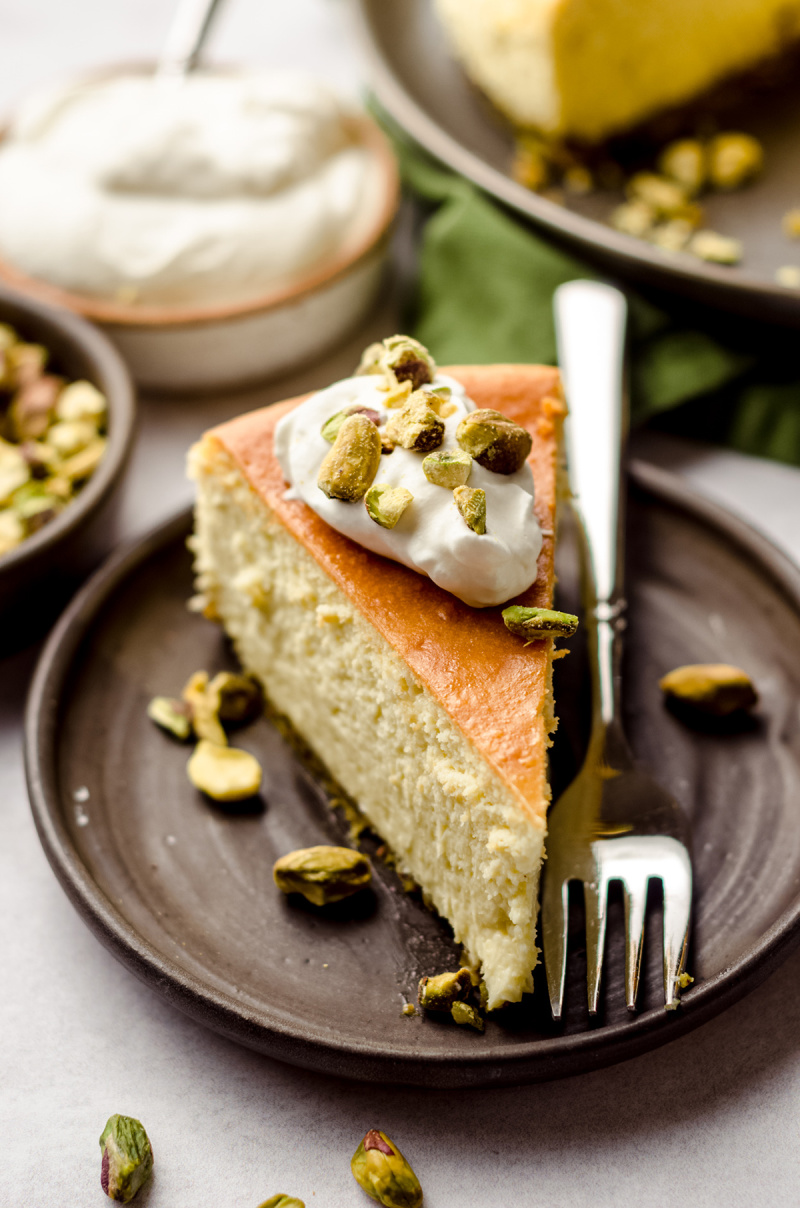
(451, 1001), (485, 1032)
(384, 391), (445, 452)
(99, 1114), (154, 1203)
(707, 132), (763, 190)
(659, 663), (757, 716)
(453, 485), (486, 534)
(351, 1129), (423, 1208)
(422, 449), (472, 489)
(187, 740), (263, 801)
(257, 1197), (305, 1208)
(502, 605), (579, 640)
(455, 409), (532, 474)
(418, 968), (472, 1011)
(321, 406), (381, 443)
(182, 670), (226, 746)
(365, 483), (413, 529)
(147, 696), (193, 741)
(318, 414), (382, 502)
(273, 845), (372, 906)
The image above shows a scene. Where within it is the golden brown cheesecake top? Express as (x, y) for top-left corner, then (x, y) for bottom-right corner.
(209, 365), (565, 821)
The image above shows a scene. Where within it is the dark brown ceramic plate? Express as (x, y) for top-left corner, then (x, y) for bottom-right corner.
(356, 0), (800, 327)
(24, 461), (800, 1086)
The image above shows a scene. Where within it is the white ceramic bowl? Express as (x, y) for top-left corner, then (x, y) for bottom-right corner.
(0, 111), (399, 393)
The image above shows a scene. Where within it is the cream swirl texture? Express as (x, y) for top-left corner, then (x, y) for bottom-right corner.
(275, 374), (543, 608)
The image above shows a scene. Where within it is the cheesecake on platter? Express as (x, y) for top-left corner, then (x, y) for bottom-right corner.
(434, 0), (800, 142)
(189, 337), (567, 1009)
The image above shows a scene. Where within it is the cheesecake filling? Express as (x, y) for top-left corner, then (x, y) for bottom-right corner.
(275, 373), (543, 608)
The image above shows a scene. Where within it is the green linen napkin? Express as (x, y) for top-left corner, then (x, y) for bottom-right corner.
(384, 119), (800, 467)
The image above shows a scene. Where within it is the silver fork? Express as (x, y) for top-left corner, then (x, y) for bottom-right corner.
(542, 280), (692, 1019)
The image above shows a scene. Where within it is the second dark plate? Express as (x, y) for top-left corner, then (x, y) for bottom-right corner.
(24, 461), (800, 1086)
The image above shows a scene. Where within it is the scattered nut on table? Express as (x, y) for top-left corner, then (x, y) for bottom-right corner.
(351, 1129), (423, 1208)
(99, 1114), (153, 1203)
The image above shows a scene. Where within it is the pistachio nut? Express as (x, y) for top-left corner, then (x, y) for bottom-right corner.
(688, 230), (743, 265)
(650, 220), (694, 253)
(47, 418), (98, 458)
(273, 845), (372, 906)
(209, 671), (264, 725)
(187, 740), (263, 801)
(502, 605), (579, 640)
(384, 392), (444, 452)
(657, 139), (706, 195)
(350, 1129), (423, 1208)
(424, 385), (457, 418)
(354, 341), (385, 377)
(99, 1114), (154, 1203)
(0, 508), (24, 556)
(380, 334), (436, 391)
(321, 406), (381, 443)
(451, 1001), (485, 1032)
(453, 485), (486, 534)
(455, 409), (532, 474)
(182, 670), (227, 746)
(257, 1197), (305, 1208)
(13, 484), (61, 534)
(418, 968), (472, 1012)
(421, 449), (472, 489)
(318, 414), (382, 502)
(57, 436), (107, 483)
(365, 483), (413, 529)
(0, 322), (16, 353)
(626, 172), (689, 217)
(19, 438), (59, 477)
(7, 341), (47, 388)
(707, 132), (763, 191)
(381, 378), (413, 410)
(610, 200), (657, 238)
(659, 663), (758, 716)
(147, 696), (193, 741)
(0, 442), (30, 505)
(8, 375), (62, 441)
(56, 379), (108, 423)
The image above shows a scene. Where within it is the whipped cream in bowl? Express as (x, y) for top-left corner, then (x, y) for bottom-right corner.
(0, 68), (398, 390)
(275, 372), (543, 608)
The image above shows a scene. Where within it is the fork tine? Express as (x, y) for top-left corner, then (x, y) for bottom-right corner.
(662, 840), (693, 1009)
(622, 872), (648, 1011)
(584, 875), (609, 1014)
(542, 874), (569, 1020)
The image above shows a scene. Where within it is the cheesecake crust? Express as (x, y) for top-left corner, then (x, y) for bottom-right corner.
(207, 365), (565, 823)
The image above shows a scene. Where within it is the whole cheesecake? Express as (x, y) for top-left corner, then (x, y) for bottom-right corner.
(435, 0), (800, 142)
(189, 343), (566, 1009)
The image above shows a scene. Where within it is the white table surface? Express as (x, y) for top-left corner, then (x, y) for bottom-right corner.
(3, 3), (800, 1205)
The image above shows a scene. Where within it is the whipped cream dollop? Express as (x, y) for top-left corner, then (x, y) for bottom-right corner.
(0, 71), (383, 306)
(275, 374), (543, 608)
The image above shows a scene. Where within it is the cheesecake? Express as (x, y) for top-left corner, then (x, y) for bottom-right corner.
(189, 342), (566, 1008)
(435, 0), (800, 142)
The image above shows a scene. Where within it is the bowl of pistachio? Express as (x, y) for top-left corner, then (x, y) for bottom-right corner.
(0, 282), (135, 650)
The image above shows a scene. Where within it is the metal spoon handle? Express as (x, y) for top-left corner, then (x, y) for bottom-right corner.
(554, 280), (629, 724)
(157, 0), (226, 77)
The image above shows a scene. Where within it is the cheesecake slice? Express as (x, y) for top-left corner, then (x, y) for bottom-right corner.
(435, 0), (800, 142)
(189, 362), (565, 1008)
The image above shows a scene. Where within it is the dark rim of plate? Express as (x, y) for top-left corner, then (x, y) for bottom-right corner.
(23, 461), (800, 1085)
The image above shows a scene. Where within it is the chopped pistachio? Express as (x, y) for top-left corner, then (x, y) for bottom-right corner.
(318, 414), (382, 502)
(182, 670), (226, 745)
(209, 671), (263, 725)
(365, 483), (413, 529)
(321, 406), (381, 443)
(650, 220), (694, 253)
(453, 485), (486, 534)
(0, 322), (16, 353)
(58, 436), (107, 482)
(456, 408), (532, 474)
(55, 379), (108, 423)
(0, 444), (31, 505)
(502, 605), (579, 640)
(257, 1198), (305, 1208)
(13, 488), (61, 534)
(351, 1130), (423, 1208)
(424, 384), (457, 418)
(355, 341), (386, 377)
(707, 132), (763, 190)
(7, 342), (47, 387)
(783, 209), (800, 239)
(18, 438), (59, 477)
(46, 419), (98, 458)
(776, 265), (800, 288)
(422, 448), (472, 489)
(402, 1003), (416, 1017)
(273, 845), (372, 906)
(384, 391), (445, 452)
(659, 663), (757, 716)
(451, 1001), (485, 1031)
(380, 334), (436, 391)
(626, 172), (689, 217)
(99, 1114), (153, 1203)
(381, 378), (413, 410)
(187, 740), (263, 801)
(0, 508), (24, 556)
(418, 968), (472, 1011)
(678, 971), (695, 989)
(611, 200), (657, 238)
(147, 696), (193, 741)
(658, 138), (707, 195)
(688, 230), (743, 265)
(7, 375), (62, 441)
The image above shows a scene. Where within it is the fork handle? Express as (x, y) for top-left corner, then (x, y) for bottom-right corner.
(554, 281), (629, 725)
